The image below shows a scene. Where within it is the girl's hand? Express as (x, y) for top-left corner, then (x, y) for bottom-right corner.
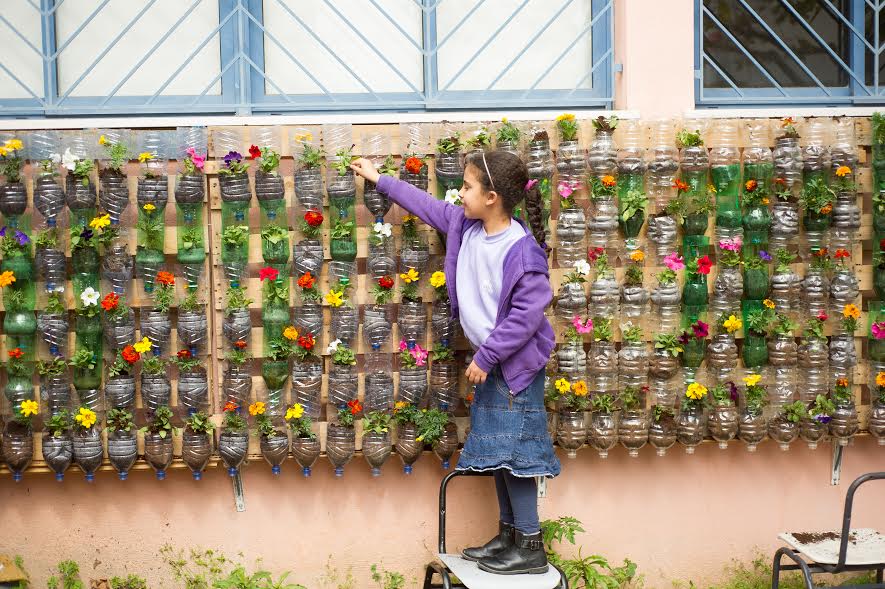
(465, 361), (488, 384)
(350, 157), (381, 184)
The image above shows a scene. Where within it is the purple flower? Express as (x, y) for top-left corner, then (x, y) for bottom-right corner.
(815, 414), (831, 425)
(678, 332), (690, 345)
(692, 320), (709, 339)
(0, 226), (7, 237)
(80, 227), (93, 241)
(14, 230), (29, 246)
(759, 250), (772, 262)
(223, 151), (242, 168)
(727, 381), (738, 402)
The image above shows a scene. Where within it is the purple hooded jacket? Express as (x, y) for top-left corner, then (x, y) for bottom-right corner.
(377, 175), (555, 395)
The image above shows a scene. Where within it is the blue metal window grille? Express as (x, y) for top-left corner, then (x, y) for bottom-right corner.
(0, 0), (613, 117)
(697, 0), (885, 106)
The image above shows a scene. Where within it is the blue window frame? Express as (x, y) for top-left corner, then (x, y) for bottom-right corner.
(696, 0), (885, 106)
(0, 0), (613, 118)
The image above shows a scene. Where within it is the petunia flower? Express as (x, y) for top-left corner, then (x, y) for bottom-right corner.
(14, 230), (29, 246)
(873, 322), (885, 340)
(80, 287), (100, 307)
(663, 252), (685, 271)
(759, 250), (772, 262)
(259, 267), (279, 281)
(692, 320), (709, 338)
(572, 315), (593, 334)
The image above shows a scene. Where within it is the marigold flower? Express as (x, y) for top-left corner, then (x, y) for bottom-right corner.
(877, 372), (885, 388)
(157, 271), (175, 286)
(297, 272), (316, 289)
(394, 401), (409, 412)
(600, 175), (616, 188)
(286, 404), (305, 420)
(89, 214), (111, 230)
(223, 401), (239, 412)
(75, 407), (97, 429)
(572, 380), (588, 396)
(405, 157), (423, 175)
(556, 113), (576, 122)
(763, 299), (776, 309)
(283, 326), (299, 341)
(761, 197), (770, 205)
(101, 293), (119, 311)
(430, 271), (446, 288)
(834, 249), (850, 259)
(0, 271), (16, 288)
(177, 349), (191, 359)
(234, 340), (248, 350)
(820, 203), (832, 214)
(630, 250), (644, 262)
(836, 378), (849, 388)
(304, 211), (324, 227)
(774, 177), (787, 186)
(723, 315), (742, 333)
(249, 401), (266, 416)
(835, 166), (851, 177)
(686, 382), (708, 400)
(400, 268), (420, 284)
(744, 179), (758, 192)
(99, 135), (108, 146)
(8, 348), (23, 359)
(843, 304), (860, 320)
(121, 345), (140, 364)
(143, 203), (156, 212)
(19, 399), (38, 417)
(402, 214), (418, 224)
(673, 179), (689, 192)
(782, 117), (796, 126)
(378, 276), (394, 289)
(743, 374), (761, 387)
(707, 184), (717, 194)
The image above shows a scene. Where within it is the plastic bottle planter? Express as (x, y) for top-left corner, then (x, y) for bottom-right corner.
(219, 429), (249, 476)
(41, 431), (73, 481)
(105, 375), (136, 410)
(178, 369), (209, 414)
(710, 162), (742, 240)
(798, 339), (829, 401)
(258, 178), (289, 265)
(829, 334), (857, 382)
(742, 205), (771, 258)
(326, 423), (356, 477)
(646, 214), (679, 264)
(107, 430), (137, 480)
(363, 431), (392, 476)
(676, 406), (706, 454)
(400, 239), (430, 277)
(798, 417), (827, 449)
(220, 172), (251, 207)
(682, 274), (708, 309)
(363, 304), (392, 351)
(707, 404), (738, 449)
(742, 332), (768, 368)
(831, 192), (861, 250)
(141, 373), (171, 412)
(555, 207), (586, 269)
(589, 342), (618, 394)
(830, 401), (859, 446)
(618, 342), (648, 390)
(291, 359), (323, 419)
(773, 136), (803, 188)
(590, 274), (619, 318)
(72, 428), (103, 481)
(588, 412), (618, 458)
(556, 408), (586, 458)
(430, 361), (460, 411)
(0, 177), (25, 219)
(868, 400), (885, 446)
(178, 309), (208, 354)
(526, 136), (553, 238)
(260, 431), (289, 475)
(436, 151), (464, 199)
(141, 309), (172, 354)
(770, 201), (800, 252)
(293, 237), (324, 280)
(291, 434), (320, 477)
(711, 267), (742, 316)
(181, 430), (212, 479)
(329, 173), (357, 262)
(175, 175), (207, 289)
(262, 302), (291, 356)
(41, 374), (72, 416)
(102, 243), (134, 295)
(767, 415), (799, 451)
(34, 171), (65, 228)
(328, 364), (358, 408)
(395, 422), (423, 474)
(802, 269), (830, 318)
(743, 267), (769, 301)
(2, 425), (34, 481)
(4, 374), (31, 409)
(587, 197), (618, 252)
(364, 178), (391, 221)
(830, 269), (859, 312)
(768, 336), (798, 405)
(433, 422), (459, 469)
(398, 366), (428, 406)
(261, 361), (289, 417)
(104, 308), (135, 351)
(135, 210), (167, 295)
(650, 282), (681, 333)
(295, 168), (324, 210)
(99, 170), (129, 225)
(621, 282), (649, 319)
(400, 160), (429, 192)
(648, 351), (680, 406)
(706, 335), (736, 383)
(398, 300), (427, 346)
(431, 300), (458, 345)
(681, 337), (706, 372)
(223, 308), (252, 346)
(223, 363), (252, 410)
(556, 141), (585, 176)
(738, 410), (767, 452)
(367, 241), (396, 281)
(770, 268), (801, 312)
(66, 177), (97, 227)
(556, 342), (586, 377)
(37, 247), (67, 295)
(365, 371), (394, 413)
(554, 282), (587, 324)
(618, 410), (648, 457)
(330, 306), (358, 348)
(648, 413), (677, 456)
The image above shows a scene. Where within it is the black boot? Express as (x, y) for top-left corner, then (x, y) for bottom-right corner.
(461, 521), (514, 562)
(477, 530), (549, 575)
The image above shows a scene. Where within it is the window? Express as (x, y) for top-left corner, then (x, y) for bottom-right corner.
(0, 0), (613, 117)
(697, 0), (885, 106)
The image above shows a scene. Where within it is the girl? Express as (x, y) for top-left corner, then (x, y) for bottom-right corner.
(351, 150), (559, 576)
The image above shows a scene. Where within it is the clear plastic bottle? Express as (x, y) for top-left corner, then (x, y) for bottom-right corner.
(525, 124), (554, 243)
(328, 363), (358, 409)
(800, 119), (832, 253)
(430, 358), (460, 411)
(618, 340), (648, 391)
(829, 118), (860, 251)
(556, 341), (586, 380)
(588, 340), (618, 395)
(771, 121), (802, 253)
(798, 337), (829, 403)
(616, 119), (647, 256)
(555, 124), (587, 268)
(586, 120), (618, 252)
(767, 335), (798, 409)
(709, 119), (743, 243)
(364, 352), (394, 413)
(363, 303), (392, 351)
(398, 364), (428, 406)
(291, 358), (323, 419)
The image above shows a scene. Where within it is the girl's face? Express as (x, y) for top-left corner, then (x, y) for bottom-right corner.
(459, 164), (499, 220)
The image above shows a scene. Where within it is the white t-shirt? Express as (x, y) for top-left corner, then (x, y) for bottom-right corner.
(455, 219), (527, 348)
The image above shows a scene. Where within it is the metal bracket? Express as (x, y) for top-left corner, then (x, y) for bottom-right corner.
(232, 472), (246, 511)
(537, 476), (547, 499)
(831, 441), (844, 486)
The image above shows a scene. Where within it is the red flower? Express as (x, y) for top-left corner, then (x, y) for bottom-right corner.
(673, 179), (689, 193)
(347, 398), (363, 415)
(8, 348), (23, 359)
(304, 211), (323, 227)
(249, 144), (261, 159)
(157, 271), (175, 286)
(298, 334), (315, 350)
(223, 401), (239, 412)
(378, 276), (394, 289)
(101, 292), (119, 311)
(405, 157), (423, 175)
(773, 177), (787, 186)
(880, 238), (885, 251)
(816, 311), (828, 322)
(259, 266), (279, 281)
(177, 349), (192, 359)
(297, 272), (316, 289)
(234, 340), (248, 350)
(696, 255), (712, 275)
(834, 249), (850, 259)
(121, 345), (140, 364)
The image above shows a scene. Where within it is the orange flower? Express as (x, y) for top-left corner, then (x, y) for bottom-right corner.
(835, 166), (851, 177)
(773, 177), (787, 186)
(121, 345), (140, 364)
(465, 392), (474, 405)
(157, 271), (175, 286)
(234, 340), (247, 350)
(836, 378), (849, 388)
(843, 304), (860, 320)
(761, 197), (770, 205)
(782, 117), (796, 126)
(673, 179), (689, 193)
(820, 203), (832, 214)
(223, 401), (239, 412)
(834, 249), (850, 259)
(101, 292), (120, 311)
(744, 179), (757, 192)
(347, 398), (363, 415)
(297, 272), (315, 289)
(8, 348), (23, 359)
(405, 157), (423, 175)
(601, 175), (616, 188)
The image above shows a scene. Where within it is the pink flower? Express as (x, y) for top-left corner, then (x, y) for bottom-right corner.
(192, 154), (205, 170)
(873, 322), (885, 340)
(411, 343), (428, 367)
(572, 315), (593, 334)
(692, 320), (709, 339)
(557, 181), (575, 198)
(663, 252), (685, 271)
(718, 237), (742, 252)
(399, 339), (408, 352)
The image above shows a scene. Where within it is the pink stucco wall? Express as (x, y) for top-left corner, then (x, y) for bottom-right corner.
(3, 439), (884, 588)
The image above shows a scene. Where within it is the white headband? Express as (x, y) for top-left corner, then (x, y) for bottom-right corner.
(480, 151), (496, 191)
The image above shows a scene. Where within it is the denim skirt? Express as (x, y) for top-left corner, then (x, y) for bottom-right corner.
(456, 366), (561, 478)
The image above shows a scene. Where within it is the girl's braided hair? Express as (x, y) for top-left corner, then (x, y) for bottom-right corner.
(464, 150), (547, 253)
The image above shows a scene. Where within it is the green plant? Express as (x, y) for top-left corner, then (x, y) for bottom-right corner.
(69, 349), (97, 370)
(35, 229), (59, 249)
(436, 134), (462, 154)
(710, 382), (734, 407)
(416, 407), (449, 444)
(808, 394), (836, 422)
(496, 119), (522, 144)
(378, 154), (398, 176)
(136, 211), (164, 250)
(141, 405), (176, 438)
(656, 268), (677, 285)
(256, 147), (281, 174)
(619, 189), (648, 222)
(225, 286), (253, 313)
(619, 386), (643, 411)
(370, 564), (405, 589)
(107, 408), (135, 433)
(45, 410), (71, 437)
(804, 315), (827, 341)
(10, 555), (28, 589)
(222, 408), (248, 432)
(780, 400), (807, 424)
(593, 316), (613, 342)
(362, 411), (391, 434)
(180, 290), (203, 313)
(214, 565), (306, 589)
(330, 219), (355, 240)
(226, 348), (251, 365)
(393, 402), (422, 426)
(465, 126), (492, 150)
(173, 350), (203, 372)
(0, 142), (24, 182)
(745, 307), (775, 335)
(186, 411), (216, 435)
(160, 545), (233, 589)
(101, 137), (129, 173)
(181, 226), (204, 251)
(744, 380), (768, 417)
(654, 333), (683, 357)
(255, 413), (278, 438)
(767, 313), (797, 337)
(109, 575), (147, 589)
(652, 404), (674, 423)
(47, 560), (84, 589)
(431, 342), (454, 362)
(624, 263), (643, 286)
(330, 341), (356, 366)
(676, 129), (703, 147)
(799, 176), (835, 214)
(286, 405), (315, 439)
(556, 113), (579, 142)
(678, 553), (873, 589)
(591, 393), (616, 414)
(260, 224), (288, 245)
(223, 225), (250, 248)
(263, 276), (289, 307)
(331, 146), (355, 176)
(298, 143), (324, 169)
(37, 356), (67, 377)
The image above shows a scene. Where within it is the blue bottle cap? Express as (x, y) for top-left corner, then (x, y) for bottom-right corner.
(119, 471), (128, 481)
(371, 467), (381, 477)
(192, 471), (202, 481)
(271, 465), (281, 475)
(85, 472), (95, 482)
(156, 470), (166, 480)
(334, 466), (344, 477)
(55, 472), (64, 482)
(302, 466), (312, 477)
(228, 467), (238, 477)
(404, 464), (413, 475)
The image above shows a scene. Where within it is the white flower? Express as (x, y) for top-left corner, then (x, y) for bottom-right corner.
(49, 153), (61, 164)
(373, 222), (392, 239)
(62, 148), (77, 171)
(445, 189), (462, 206)
(573, 260), (591, 277)
(80, 287), (99, 307)
(326, 338), (341, 355)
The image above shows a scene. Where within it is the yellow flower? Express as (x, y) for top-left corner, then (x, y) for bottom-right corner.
(0, 146), (7, 157)
(554, 378), (571, 394)
(19, 400), (38, 417)
(304, 133), (313, 142)
(630, 250), (644, 262)
(707, 184), (717, 194)
(743, 374), (761, 387)
(556, 113), (576, 122)
(501, 117), (508, 124)
(836, 166), (851, 177)
(325, 289), (344, 307)
(75, 407), (97, 429)
(5, 139), (22, 151)
(143, 203), (156, 212)
(133, 337), (152, 354)
(283, 326), (299, 341)
(89, 214), (111, 230)
(394, 401), (409, 411)
(686, 382), (708, 400)
(402, 214), (418, 223)
(877, 372), (885, 388)
(138, 152), (153, 163)
(763, 299), (775, 309)
(0, 270), (16, 288)
(723, 315), (742, 333)
(430, 271), (446, 289)
(248, 401), (266, 416)
(843, 304), (860, 320)
(99, 135), (108, 146)
(286, 404), (305, 420)
(400, 268), (420, 284)
(572, 380), (588, 396)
